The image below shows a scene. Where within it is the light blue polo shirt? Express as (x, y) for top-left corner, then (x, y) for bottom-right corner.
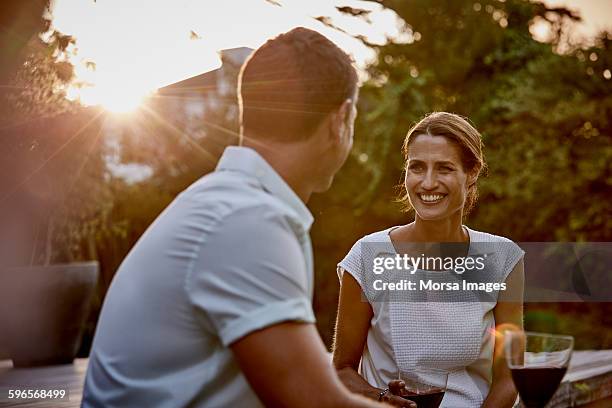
(82, 146), (316, 408)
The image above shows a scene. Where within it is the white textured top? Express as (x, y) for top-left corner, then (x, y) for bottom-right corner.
(338, 226), (524, 408)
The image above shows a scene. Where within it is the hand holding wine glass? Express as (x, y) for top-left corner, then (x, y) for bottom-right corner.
(397, 368), (449, 408)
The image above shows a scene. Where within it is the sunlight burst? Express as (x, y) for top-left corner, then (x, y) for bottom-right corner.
(76, 82), (151, 113)
(97, 91), (145, 113)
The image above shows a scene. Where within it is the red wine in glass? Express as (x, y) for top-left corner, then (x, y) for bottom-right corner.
(510, 367), (567, 408)
(402, 389), (445, 408)
(399, 368), (448, 408)
(505, 331), (574, 408)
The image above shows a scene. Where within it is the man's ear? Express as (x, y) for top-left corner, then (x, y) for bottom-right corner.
(329, 98), (353, 142)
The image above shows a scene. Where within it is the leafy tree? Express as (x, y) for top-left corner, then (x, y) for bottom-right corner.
(322, 0), (610, 241)
(0, 1), (114, 266)
(309, 0), (612, 346)
(0, 0), (50, 86)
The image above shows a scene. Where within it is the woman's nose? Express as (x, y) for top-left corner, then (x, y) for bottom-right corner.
(421, 170), (438, 189)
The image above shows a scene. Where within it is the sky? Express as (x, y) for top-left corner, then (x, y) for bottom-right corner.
(51, 0), (401, 111)
(50, 0), (612, 112)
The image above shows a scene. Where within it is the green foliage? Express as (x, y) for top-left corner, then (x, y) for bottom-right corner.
(4, 34), (76, 121)
(1, 26), (114, 265)
(0, 0), (51, 84)
(25, 0), (605, 350)
(525, 303), (612, 349)
(325, 0), (611, 242)
(309, 0), (612, 345)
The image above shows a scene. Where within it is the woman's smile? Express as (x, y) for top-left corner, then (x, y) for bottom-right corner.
(418, 193), (447, 204)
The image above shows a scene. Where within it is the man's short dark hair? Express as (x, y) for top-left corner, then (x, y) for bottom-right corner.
(239, 27), (358, 140)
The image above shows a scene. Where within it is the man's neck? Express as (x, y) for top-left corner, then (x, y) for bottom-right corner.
(242, 138), (314, 203)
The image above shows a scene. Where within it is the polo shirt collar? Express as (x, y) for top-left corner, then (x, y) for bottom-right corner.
(216, 146), (314, 231)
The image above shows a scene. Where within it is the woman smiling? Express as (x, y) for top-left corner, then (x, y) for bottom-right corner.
(333, 112), (525, 407)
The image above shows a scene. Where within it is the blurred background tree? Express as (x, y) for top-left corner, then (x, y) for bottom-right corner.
(41, 0), (609, 351)
(0, 0), (50, 267)
(0, 0), (121, 359)
(309, 0), (612, 348)
(0, 0), (115, 267)
(2, 0), (610, 353)
(0, 0), (49, 86)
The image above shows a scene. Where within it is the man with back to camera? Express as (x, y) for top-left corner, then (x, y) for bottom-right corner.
(82, 27), (410, 407)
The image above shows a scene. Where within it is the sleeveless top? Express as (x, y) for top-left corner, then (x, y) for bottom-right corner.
(338, 226), (524, 408)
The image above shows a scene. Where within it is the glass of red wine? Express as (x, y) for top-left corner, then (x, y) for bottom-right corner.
(505, 331), (574, 408)
(398, 368), (448, 408)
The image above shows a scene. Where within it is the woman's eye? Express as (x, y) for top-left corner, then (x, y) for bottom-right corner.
(440, 166), (454, 172)
(408, 164), (423, 171)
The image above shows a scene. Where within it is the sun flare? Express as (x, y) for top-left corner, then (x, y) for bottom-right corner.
(70, 81), (152, 113)
(96, 90), (146, 113)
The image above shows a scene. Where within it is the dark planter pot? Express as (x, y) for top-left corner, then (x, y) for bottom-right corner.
(0, 262), (99, 367)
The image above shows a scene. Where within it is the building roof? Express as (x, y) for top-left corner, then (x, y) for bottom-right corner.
(157, 47), (253, 97)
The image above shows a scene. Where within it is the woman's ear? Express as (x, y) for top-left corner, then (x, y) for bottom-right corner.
(467, 166), (480, 188)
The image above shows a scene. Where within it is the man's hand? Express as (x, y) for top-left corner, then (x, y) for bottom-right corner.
(380, 380), (416, 407)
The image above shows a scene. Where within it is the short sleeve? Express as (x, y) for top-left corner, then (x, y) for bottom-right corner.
(337, 239), (366, 290)
(502, 240), (525, 282)
(186, 207), (315, 346)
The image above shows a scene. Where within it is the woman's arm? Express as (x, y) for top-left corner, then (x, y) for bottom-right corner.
(333, 270), (415, 408)
(482, 258), (525, 408)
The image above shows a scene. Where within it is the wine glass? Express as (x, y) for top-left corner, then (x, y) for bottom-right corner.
(398, 368), (448, 408)
(505, 331), (574, 408)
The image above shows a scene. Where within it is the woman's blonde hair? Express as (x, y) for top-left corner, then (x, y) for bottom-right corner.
(398, 112), (487, 215)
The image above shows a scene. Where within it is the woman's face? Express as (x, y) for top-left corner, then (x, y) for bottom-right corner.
(404, 134), (473, 221)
